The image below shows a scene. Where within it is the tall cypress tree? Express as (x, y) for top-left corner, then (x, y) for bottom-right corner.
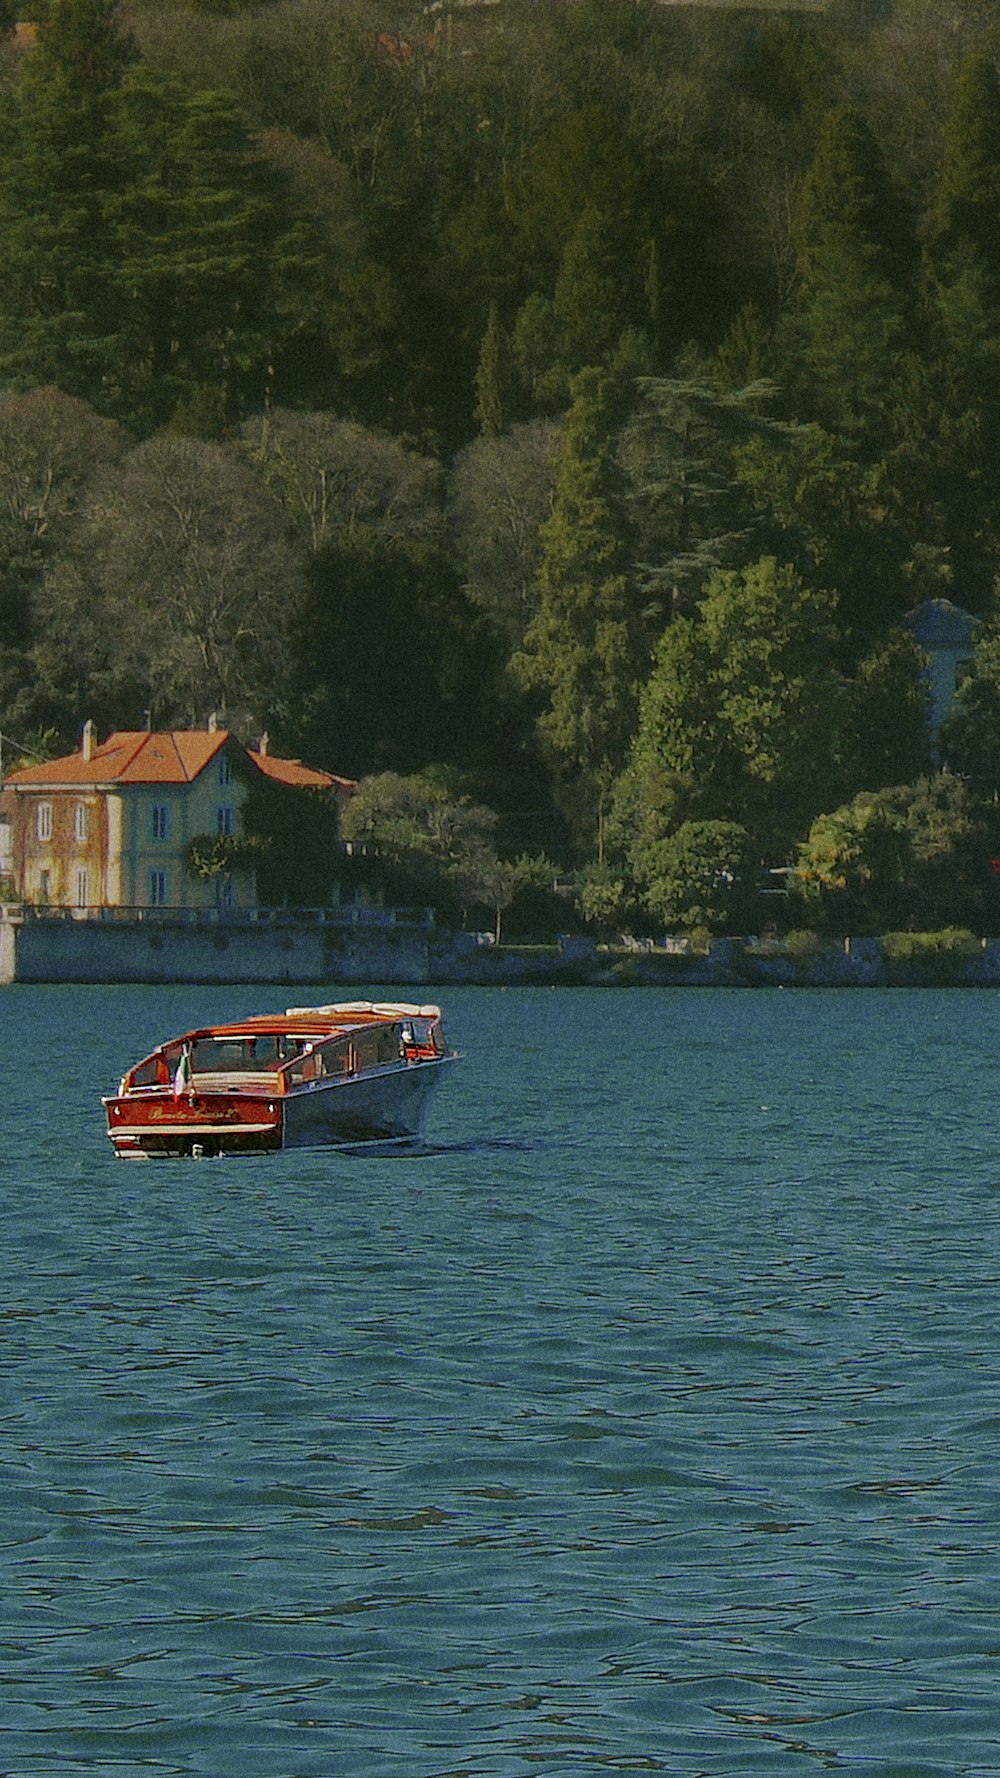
(473, 303), (508, 438)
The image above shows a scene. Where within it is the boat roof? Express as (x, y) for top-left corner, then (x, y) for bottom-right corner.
(176, 1002), (442, 1043)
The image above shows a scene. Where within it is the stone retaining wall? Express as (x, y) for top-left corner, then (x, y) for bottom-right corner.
(6, 914), (1000, 987)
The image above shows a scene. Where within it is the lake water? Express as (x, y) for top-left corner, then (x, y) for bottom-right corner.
(3, 983), (1000, 1777)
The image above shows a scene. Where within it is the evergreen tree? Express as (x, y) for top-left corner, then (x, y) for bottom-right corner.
(283, 532), (508, 790)
(0, 0), (134, 399)
(512, 367), (641, 858)
(624, 610), (735, 838)
(624, 556), (846, 877)
(787, 107), (914, 444)
(551, 205), (650, 377)
(510, 292), (565, 413)
(36, 0), (134, 90)
(714, 303), (775, 392)
(795, 106), (912, 290)
(108, 73), (317, 428)
(623, 365), (779, 618)
(0, 4), (317, 427)
(473, 303), (509, 438)
(908, 54), (1000, 609)
(929, 53), (1000, 281)
(734, 418), (910, 649)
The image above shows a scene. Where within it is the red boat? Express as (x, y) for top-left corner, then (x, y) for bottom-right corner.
(103, 1001), (458, 1158)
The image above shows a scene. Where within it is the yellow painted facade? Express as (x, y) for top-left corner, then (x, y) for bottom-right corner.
(2, 728), (348, 912)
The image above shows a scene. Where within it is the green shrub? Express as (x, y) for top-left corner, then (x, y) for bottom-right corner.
(779, 928), (824, 965)
(882, 928), (981, 978)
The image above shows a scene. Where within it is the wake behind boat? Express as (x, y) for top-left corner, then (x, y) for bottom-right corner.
(103, 1001), (459, 1158)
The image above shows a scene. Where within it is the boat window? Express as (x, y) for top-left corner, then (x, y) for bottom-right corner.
(280, 1026), (401, 1085)
(402, 1016), (444, 1058)
(130, 1054), (164, 1087)
(189, 1035), (284, 1074)
(353, 1025), (403, 1069)
(282, 1036), (350, 1086)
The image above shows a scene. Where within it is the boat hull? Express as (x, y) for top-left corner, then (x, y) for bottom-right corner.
(282, 1056), (452, 1149)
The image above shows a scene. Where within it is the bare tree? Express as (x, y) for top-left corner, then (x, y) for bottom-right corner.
(0, 387), (126, 548)
(448, 418), (561, 647)
(60, 434), (300, 730)
(239, 407), (443, 553)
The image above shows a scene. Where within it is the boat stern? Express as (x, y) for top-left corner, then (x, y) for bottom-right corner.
(103, 1089), (283, 1158)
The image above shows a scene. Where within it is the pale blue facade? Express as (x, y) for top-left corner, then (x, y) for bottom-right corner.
(903, 598), (979, 757)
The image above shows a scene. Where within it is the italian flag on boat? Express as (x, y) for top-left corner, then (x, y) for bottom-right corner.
(173, 1046), (192, 1096)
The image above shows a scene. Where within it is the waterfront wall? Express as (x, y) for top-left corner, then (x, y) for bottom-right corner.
(6, 911), (1000, 987)
(0, 911), (433, 987)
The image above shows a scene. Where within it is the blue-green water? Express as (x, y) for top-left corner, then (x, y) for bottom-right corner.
(3, 983), (1000, 1777)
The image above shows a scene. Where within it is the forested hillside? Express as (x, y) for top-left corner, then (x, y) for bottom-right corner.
(6, 0), (1000, 932)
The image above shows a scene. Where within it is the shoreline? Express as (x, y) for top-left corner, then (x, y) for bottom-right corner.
(3, 914), (1000, 988)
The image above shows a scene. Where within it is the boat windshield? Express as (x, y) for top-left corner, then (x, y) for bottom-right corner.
(126, 1032), (308, 1088)
(189, 1034), (301, 1074)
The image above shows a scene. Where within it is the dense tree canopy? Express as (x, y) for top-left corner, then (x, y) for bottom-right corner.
(5, 1), (1000, 931)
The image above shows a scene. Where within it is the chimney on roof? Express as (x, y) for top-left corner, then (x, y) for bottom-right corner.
(81, 719), (95, 761)
(207, 712), (218, 733)
(259, 731), (269, 757)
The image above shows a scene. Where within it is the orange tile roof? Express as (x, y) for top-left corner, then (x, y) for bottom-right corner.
(4, 729), (355, 793)
(5, 729), (233, 788)
(248, 751), (356, 792)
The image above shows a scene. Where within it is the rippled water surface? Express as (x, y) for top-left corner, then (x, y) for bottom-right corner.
(3, 982), (1000, 1776)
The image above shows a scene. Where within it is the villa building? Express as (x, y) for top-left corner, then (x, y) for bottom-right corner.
(0, 721), (355, 912)
(903, 598), (979, 759)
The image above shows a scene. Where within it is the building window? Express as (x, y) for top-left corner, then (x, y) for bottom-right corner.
(216, 805), (234, 836)
(36, 802), (52, 842)
(216, 874), (235, 911)
(75, 868), (89, 908)
(74, 803), (89, 844)
(150, 870), (168, 906)
(38, 868), (50, 903)
(218, 755), (232, 787)
(151, 803), (169, 840)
